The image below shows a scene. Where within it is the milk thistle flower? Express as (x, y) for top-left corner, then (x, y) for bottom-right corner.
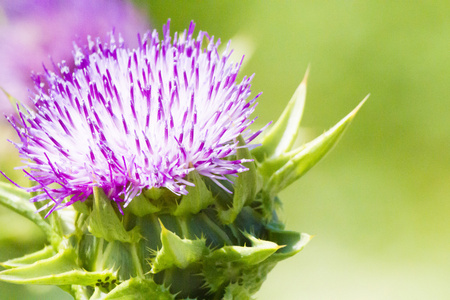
(0, 21), (366, 299)
(9, 20), (261, 217)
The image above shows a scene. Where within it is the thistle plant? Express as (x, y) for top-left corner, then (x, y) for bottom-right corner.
(0, 21), (366, 299)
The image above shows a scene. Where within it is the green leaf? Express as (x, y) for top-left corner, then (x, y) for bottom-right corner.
(173, 170), (214, 216)
(215, 231), (310, 297)
(0, 181), (56, 243)
(0, 248), (116, 286)
(266, 227), (312, 258)
(105, 278), (175, 300)
(218, 135), (258, 224)
(1, 245), (55, 268)
(87, 187), (140, 243)
(151, 220), (207, 273)
(209, 237), (281, 266)
(267, 96), (368, 195)
(252, 68), (309, 162)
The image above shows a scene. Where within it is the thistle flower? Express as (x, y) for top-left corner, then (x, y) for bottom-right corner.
(0, 21), (366, 299)
(8, 21), (262, 217)
(0, 0), (150, 112)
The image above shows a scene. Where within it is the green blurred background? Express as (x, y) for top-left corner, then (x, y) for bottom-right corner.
(1, 1), (449, 299)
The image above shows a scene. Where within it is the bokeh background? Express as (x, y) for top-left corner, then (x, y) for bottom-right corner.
(0, 1), (449, 299)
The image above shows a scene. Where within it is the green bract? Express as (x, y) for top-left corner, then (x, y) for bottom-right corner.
(0, 69), (366, 299)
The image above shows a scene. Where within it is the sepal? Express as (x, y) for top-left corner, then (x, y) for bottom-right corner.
(203, 234), (281, 292)
(174, 170), (215, 216)
(265, 96), (368, 195)
(266, 227), (312, 258)
(88, 187), (140, 243)
(252, 69), (308, 162)
(127, 193), (161, 216)
(150, 220), (208, 273)
(104, 278), (175, 300)
(100, 241), (142, 280)
(218, 135), (258, 224)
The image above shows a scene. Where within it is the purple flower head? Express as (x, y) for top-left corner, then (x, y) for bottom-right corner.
(7, 21), (263, 216)
(0, 0), (150, 112)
